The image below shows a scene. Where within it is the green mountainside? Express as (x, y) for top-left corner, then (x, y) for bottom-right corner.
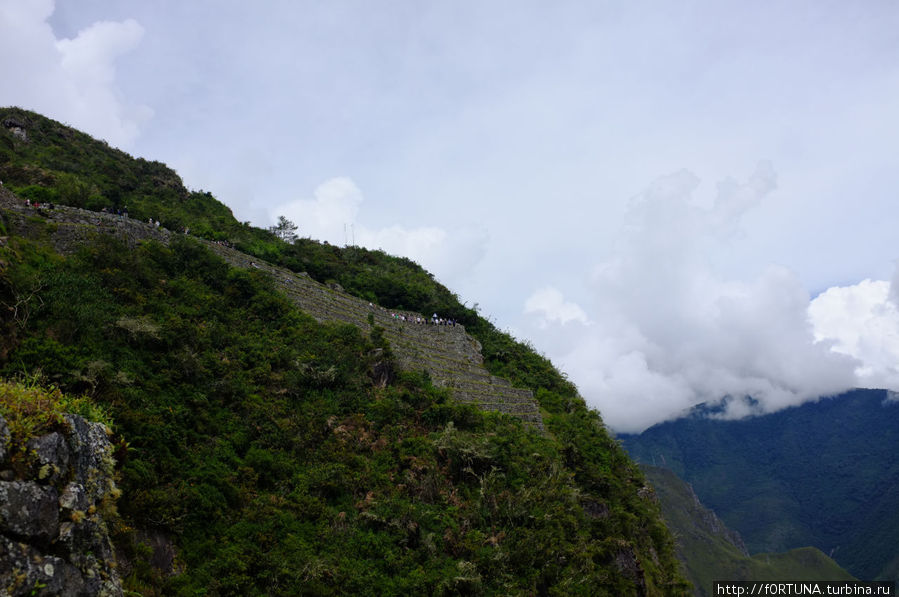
(622, 389), (899, 582)
(0, 107), (688, 595)
(641, 466), (854, 596)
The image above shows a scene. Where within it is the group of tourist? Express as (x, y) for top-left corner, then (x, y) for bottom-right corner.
(432, 313), (457, 327)
(388, 311), (457, 327)
(19, 195), (172, 235)
(101, 206), (128, 217)
(368, 301), (459, 329)
(24, 198), (55, 210)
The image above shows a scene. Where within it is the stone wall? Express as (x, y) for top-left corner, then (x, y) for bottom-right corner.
(0, 414), (123, 597)
(0, 190), (543, 428)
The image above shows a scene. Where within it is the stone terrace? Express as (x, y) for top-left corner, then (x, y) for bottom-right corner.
(0, 191), (544, 428)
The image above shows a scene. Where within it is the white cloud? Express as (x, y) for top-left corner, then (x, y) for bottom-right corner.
(358, 224), (488, 284)
(809, 275), (899, 390)
(524, 287), (590, 328)
(274, 177), (363, 244)
(272, 177), (488, 285)
(0, 0), (150, 147)
(523, 163), (859, 433)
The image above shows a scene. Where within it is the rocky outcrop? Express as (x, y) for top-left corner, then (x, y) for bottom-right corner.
(0, 190), (544, 428)
(0, 414), (122, 597)
(2, 117), (27, 142)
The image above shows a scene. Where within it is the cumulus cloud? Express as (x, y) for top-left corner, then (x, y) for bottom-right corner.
(0, 0), (150, 147)
(272, 177), (488, 285)
(523, 163), (859, 433)
(358, 224), (488, 284)
(809, 275), (899, 389)
(274, 177), (363, 244)
(524, 287), (590, 328)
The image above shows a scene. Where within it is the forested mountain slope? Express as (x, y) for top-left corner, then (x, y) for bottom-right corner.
(641, 465), (854, 596)
(0, 107), (688, 595)
(623, 389), (899, 581)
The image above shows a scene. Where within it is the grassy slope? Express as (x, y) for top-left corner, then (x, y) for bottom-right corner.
(0, 108), (688, 595)
(642, 466), (854, 596)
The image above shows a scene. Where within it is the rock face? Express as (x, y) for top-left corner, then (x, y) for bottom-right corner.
(0, 414), (122, 597)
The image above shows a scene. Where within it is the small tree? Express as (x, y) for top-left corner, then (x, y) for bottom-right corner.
(269, 215), (298, 243)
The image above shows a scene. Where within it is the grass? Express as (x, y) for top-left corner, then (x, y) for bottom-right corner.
(0, 376), (112, 447)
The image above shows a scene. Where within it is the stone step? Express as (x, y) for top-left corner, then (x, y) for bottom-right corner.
(437, 379), (534, 400)
(456, 400), (540, 415)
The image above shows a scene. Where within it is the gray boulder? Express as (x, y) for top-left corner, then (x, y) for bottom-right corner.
(0, 415), (9, 462)
(0, 535), (85, 597)
(0, 481), (59, 541)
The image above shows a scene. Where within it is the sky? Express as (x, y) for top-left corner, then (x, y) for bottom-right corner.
(2, 0), (899, 432)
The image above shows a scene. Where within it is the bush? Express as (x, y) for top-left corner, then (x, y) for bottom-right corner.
(13, 184), (58, 204)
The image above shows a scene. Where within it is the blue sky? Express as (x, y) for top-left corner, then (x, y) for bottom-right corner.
(3, 0), (899, 431)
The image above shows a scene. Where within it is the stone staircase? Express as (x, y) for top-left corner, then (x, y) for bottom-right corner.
(0, 192), (544, 428)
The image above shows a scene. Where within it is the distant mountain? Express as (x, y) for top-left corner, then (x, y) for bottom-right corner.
(642, 465), (854, 596)
(622, 389), (899, 581)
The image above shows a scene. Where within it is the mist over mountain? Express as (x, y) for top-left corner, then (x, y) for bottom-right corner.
(520, 165), (869, 433)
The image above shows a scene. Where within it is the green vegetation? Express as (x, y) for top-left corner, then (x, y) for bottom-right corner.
(0, 233), (685, 595)
(0, 111), (237, 240)
(0, 108), (689, 594)
(0, 377), (112, 452)
(623, 391), (899, 581)
(641, 466), (854, 596)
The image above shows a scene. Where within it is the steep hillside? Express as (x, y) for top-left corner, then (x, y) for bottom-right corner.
(0, 108), (688, 595)
(641, 466), (854, 596)
(0, 107), (593, 410)
(622, 390), (899, 581)
(0, 193), (543, 427)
